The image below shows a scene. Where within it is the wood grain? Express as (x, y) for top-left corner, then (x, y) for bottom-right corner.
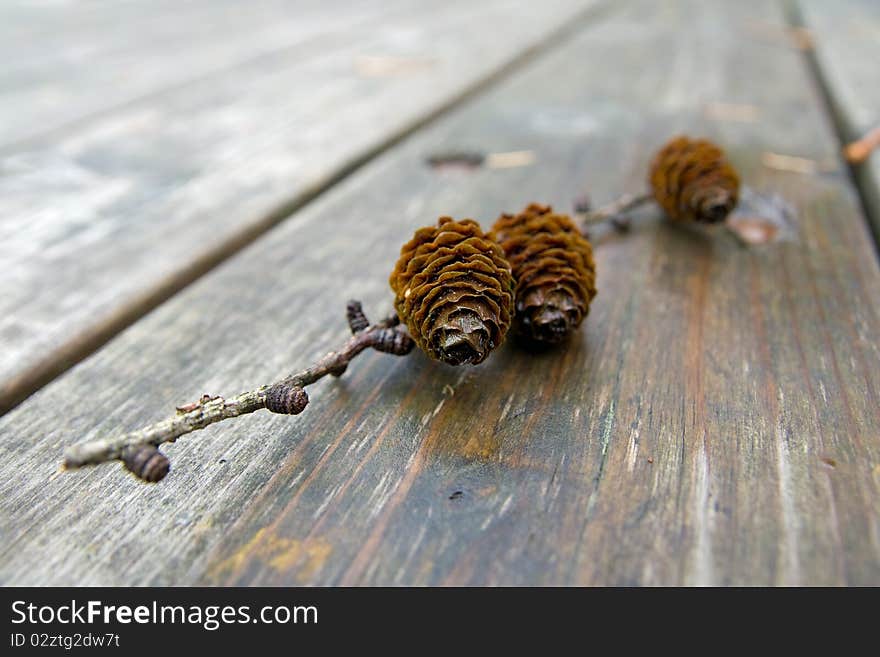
(1, 0), (878, 585)
(0, 0), (403, 147)
(797, 0), (880, 234)
(0, 0), (595, 413)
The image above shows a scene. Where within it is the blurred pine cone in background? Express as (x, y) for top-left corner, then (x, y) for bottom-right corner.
(491, 203), (596, 347)
(649, 136), (740, 223)
(390, 217), (514, 365)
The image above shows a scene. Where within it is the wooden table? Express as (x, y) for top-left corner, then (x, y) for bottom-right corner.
(1, 0), (878, 586)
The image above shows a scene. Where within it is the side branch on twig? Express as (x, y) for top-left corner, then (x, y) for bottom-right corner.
(575, 191), (653, 233)
(62, 301), (414, 482)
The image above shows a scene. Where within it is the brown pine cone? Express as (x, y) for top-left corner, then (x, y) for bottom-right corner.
(490, 203), (596, 346)
(390, 217), (514, 365)
(649, 136), (740, 223)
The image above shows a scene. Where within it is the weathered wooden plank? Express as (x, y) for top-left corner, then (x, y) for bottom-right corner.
(0, 0), (595, 413)
(1, 0), (879, 586)
(797, 0), (880, 234)
(0, 0), (413, 147)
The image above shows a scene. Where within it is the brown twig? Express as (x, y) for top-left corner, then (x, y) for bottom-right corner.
(576, 191), (653, 232)
(760, 151), (837, 174)
(62, 301), (414, 482)
(844, 126), (880, 164)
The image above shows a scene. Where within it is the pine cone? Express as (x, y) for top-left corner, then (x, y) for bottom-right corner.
(390, 217), (514, 365)
(649, 136), (740, 223)
(491, 203), (596, 346)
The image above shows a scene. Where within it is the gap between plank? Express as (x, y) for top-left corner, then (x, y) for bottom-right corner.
(0, 0), (616, 416)
(784, 0), (880, 254)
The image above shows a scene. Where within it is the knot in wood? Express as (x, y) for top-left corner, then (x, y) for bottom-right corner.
(649, 135), (740, 223)
(491, 203), (597, 346)
(121, 445), (170, 483)
(389, 217), (514, 365)
(265, 383), (309, 415)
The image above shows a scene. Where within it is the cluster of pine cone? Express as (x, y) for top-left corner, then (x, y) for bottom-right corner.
(390, 135), (738, 366)
(390, 205), (597, 363)
(110, 135), (741, 484)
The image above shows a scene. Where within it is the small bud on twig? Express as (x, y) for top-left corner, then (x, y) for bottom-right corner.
(372, 326), (415, 355)
(121, 445), (170, 483)
(265, 383), (309, 415)
(346, 300), (370, 334)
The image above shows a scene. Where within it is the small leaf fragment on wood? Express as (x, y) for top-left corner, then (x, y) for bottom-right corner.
(761, 151), (837, 174)
(726, 217), (779, 246)
(726, 186), (796, 246)
(649, 136), (740, 224)
(485, 150), (536, 169)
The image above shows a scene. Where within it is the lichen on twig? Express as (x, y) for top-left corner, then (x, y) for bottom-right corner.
(62, 301), (414, 482)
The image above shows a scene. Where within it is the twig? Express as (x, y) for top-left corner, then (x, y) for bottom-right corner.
(576, 191), (652, 231)
(844, 126), (880, 164)
(62, 301), (414, 482)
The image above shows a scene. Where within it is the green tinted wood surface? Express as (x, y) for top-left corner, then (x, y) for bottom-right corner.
(0, 0), (878, 585)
